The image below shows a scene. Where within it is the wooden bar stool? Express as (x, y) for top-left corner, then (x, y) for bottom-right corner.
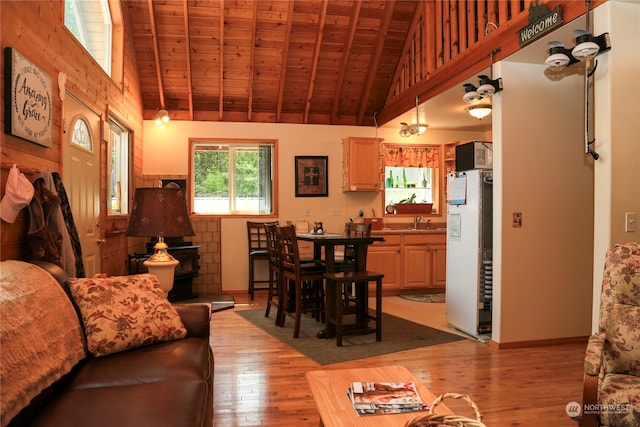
(263, 222), (284, 325)
(278, 224), (325, 338)
(247, 221), (275, 300)
(323, 270), (384, 346)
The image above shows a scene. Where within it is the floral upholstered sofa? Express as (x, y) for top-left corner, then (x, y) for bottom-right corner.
(0, 260), (213, 427)
(583, 242), (640, 427)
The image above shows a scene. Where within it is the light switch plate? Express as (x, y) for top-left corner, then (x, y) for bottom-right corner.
(626, 212), (637, 232)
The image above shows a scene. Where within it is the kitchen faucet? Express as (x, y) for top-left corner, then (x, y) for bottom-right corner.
(413, 215), (423, 229)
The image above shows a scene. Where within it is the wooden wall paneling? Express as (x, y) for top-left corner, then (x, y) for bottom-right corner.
(442, 0), (451, 63)
(330, 1), (360, 124)
(276, 0), (295, 123)
(303, 0), (328, 124)
(450, 0), (459, 60)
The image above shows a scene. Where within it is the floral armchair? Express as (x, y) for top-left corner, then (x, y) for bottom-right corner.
(583, 242), (640, 427)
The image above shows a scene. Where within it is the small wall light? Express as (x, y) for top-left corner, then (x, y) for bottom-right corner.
(155, 109), (170, 125)
(544, 30), (611, 71)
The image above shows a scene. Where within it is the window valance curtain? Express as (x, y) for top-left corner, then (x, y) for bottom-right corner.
(383, 145), (440, 168)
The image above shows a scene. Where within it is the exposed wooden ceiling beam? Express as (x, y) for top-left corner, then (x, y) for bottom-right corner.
(276, 0), (295, 123)
(147, 0), (165, 109)
(183, 0), (194, 120)
(330, 0), (361, 124)
(303, 0), (328, 124)
(357, 0), (395, 125)
(218, 0), (224, 120)
(247, 1), (258, 121)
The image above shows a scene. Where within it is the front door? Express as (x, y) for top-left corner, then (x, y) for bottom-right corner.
(63, 94), (101, 276)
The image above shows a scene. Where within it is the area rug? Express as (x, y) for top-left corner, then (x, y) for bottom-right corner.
(399, 293), (445, 303)
(234, 308), (464, 365)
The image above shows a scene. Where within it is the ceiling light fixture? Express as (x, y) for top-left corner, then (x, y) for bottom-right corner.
(462, 49), (502, 119)
(466, 105), (492, 120)
(155, 109), (170, 125)
(399, 96), (428, 138)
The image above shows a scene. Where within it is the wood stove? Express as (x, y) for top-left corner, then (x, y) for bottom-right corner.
(128, 243), (200, 302)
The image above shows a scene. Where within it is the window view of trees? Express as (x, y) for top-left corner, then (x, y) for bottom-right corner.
(192, 141), (275, 215)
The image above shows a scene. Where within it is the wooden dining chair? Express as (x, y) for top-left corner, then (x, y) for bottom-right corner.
(264, 222), (284, 325)
(339, 222), (372, 271)
(247, 221), (275, 300)
(278, 224), (326, 338)
(331, 222), (375, 328)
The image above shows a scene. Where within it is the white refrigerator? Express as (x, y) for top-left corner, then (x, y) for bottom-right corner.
(445, 169), (493, 339)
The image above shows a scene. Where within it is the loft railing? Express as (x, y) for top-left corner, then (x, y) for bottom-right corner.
(379, 0), (606, 125)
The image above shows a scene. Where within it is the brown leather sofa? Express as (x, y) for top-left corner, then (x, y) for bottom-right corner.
(3, 261), (213, 427)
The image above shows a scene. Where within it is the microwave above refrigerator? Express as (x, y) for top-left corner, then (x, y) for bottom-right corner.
(455, 141), (493, 171)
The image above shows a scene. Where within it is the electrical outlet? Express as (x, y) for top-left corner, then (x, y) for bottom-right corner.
(626, 212), (637, 232)
(332, 208), (341, 216)
(304, 208), (310, 217)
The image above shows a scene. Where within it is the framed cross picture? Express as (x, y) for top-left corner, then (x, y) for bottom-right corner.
(295, 156), (328, 197)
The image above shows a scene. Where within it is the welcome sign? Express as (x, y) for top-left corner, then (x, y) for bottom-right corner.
(4, 47), (53, 147)
(518, 3), (563, 47)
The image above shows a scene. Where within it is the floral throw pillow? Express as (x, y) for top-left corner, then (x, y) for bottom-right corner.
(67, 274), (187, 357)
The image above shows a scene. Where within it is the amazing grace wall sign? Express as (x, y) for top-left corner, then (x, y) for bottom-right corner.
(4, 47), (53, 147)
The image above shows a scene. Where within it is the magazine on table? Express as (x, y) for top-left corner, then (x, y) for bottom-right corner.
(347, 381), (428, 416)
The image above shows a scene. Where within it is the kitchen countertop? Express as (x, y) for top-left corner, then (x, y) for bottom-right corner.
(372, 228), (446, 235)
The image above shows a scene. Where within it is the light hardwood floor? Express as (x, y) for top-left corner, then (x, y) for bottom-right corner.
(210, 292), (586, 427)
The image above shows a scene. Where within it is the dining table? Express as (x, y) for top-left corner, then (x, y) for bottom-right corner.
(296, 231), (384, 273)
(296, 231), (384, 340)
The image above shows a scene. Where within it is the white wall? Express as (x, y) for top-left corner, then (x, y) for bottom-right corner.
(592, 0), (640, 330)
(142, 120), (486, 292)
(492, 58), (594, 344)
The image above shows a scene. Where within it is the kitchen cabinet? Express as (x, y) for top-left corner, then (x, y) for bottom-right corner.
(367, 235), (402, 290)
(342, 137), (382, 191)
(443, 141), (459, 173)
(367, 231), (446, 294)
(432, 243), (447, 286)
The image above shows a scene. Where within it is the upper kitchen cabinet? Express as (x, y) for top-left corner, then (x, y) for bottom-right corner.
(342, 137), (383, 192)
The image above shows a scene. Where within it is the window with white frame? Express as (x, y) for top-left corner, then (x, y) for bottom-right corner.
(64, 0), (112, 76)
(191, 140), (276, 215)
(107, 119), (130, 215)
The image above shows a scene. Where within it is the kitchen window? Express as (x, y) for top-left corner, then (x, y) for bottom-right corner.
(382, 144), (441, 216)
(190, 140), (277, 215)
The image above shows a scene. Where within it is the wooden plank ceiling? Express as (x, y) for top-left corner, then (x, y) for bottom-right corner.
(125, 0), (418, 127)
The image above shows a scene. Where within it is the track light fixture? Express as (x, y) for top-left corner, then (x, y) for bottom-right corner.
(461, 49), (502, 120)
(544, 29), (611, 71)
(544, 0), (611, 160)
(398, 96), (428, 138)
(462, 75), (502, 105)
(155, 109), (170, 125)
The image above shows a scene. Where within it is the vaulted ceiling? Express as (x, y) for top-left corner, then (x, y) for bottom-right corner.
(125, 0), (419, 127)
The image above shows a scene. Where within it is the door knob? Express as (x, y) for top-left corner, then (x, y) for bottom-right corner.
(96, 238), (107, 245)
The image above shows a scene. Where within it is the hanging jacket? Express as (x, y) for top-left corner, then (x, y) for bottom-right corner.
(27, 177), (63, 268)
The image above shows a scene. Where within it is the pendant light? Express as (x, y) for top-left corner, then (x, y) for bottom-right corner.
(399, 96), (428, 138)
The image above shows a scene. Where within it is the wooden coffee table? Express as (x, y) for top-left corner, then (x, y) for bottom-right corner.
(305, 365), (451, 426)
